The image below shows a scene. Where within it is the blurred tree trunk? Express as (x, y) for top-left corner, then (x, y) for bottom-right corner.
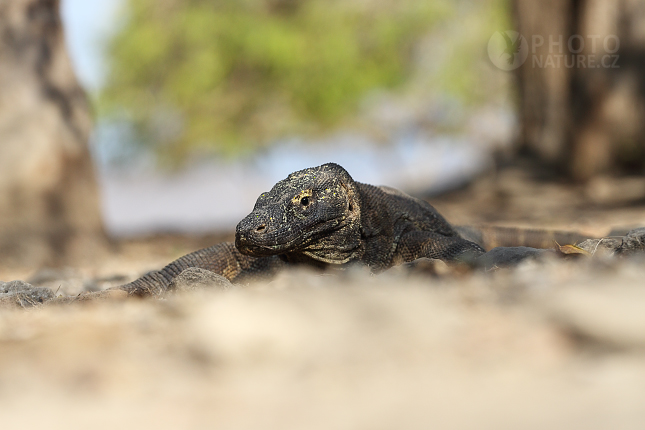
(0, 0), (107, 266)
(514, 0), (645, 181)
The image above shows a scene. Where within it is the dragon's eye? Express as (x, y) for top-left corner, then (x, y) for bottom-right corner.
(301, 196), (310, 206)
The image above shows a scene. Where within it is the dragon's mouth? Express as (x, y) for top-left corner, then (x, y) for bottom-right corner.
(235, 239), (294, 256)
(301, 247), (357, 264)
(236, 217), (347, 256)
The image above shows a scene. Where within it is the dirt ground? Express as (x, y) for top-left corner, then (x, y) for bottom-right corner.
(1, 168), (645, 429)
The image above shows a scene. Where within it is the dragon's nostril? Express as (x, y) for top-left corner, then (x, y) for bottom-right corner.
(256, 224), (266, 232)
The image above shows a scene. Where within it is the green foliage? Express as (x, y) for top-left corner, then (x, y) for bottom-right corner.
(100, 0), (451, 161)
(431, 0), (512, 105)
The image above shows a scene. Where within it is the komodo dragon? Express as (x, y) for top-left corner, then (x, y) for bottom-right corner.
(120, 163), (592, 296)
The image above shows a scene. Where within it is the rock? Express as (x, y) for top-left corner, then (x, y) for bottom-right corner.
(0, 280), (55, 307)
(476, 246), (548, 270)
(616, 227), (645, 256)
(50, 289), (129, 305)
(577, 228), (645, 258)
(168, 268), (234, 292)
(26, 268), (95, 296)
(577, 237), (622, 257)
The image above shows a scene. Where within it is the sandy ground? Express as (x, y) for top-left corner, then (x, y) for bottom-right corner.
(1, 168), (645, 429)
(1, 261), (645, 429)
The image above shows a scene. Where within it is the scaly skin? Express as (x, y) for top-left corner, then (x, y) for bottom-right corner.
(120, 163), (584, 296)
(120, 243), (284, 296)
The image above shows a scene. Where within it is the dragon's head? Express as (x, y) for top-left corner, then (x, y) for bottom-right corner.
(235, 163), (362, 264)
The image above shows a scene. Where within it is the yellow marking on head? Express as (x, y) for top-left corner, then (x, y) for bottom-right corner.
(292, 189), (313, 204)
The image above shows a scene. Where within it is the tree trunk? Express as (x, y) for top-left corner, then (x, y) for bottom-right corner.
(0, 0), (107, 267)
(514, 0), (645, 181)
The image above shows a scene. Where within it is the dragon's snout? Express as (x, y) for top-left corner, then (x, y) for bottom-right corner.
(235, 210), (275, 254)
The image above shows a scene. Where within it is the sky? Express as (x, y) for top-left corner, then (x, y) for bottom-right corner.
(60, 0), (123, 92)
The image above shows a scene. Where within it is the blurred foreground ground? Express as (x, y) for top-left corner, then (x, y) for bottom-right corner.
(1, 168), (645, 429)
